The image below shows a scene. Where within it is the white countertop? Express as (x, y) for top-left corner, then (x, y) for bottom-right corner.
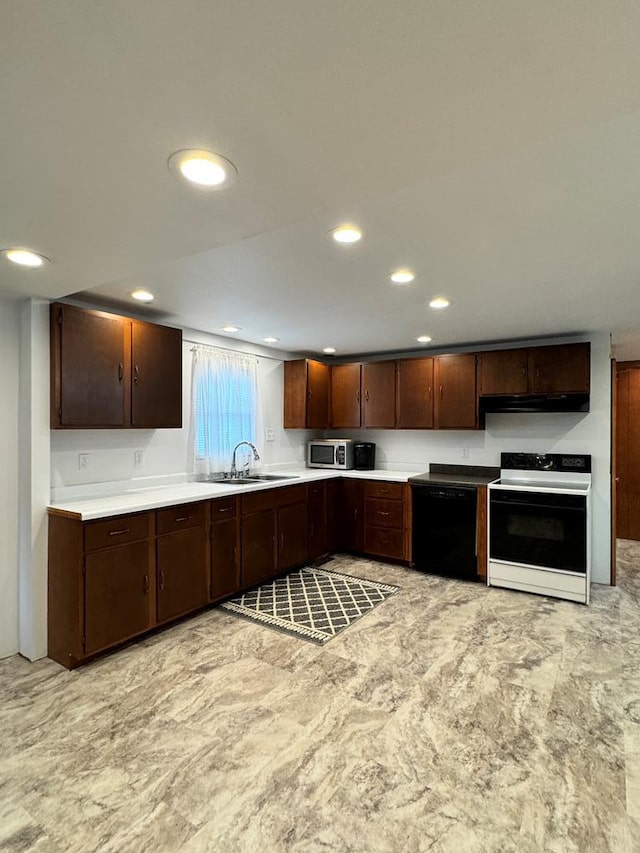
(48, 468), (423, 521)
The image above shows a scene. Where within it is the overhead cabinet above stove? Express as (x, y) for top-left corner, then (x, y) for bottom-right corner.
(478, 343), (590, 413)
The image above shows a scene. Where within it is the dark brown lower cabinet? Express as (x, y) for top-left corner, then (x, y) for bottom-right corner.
(48, 476), (415, 669)
(242, 510), (277, 587)
(84, 540), (151, 655)
(211, 517), (240, 599)
(156, 526), (208, 624)
(338, 479), (364, 552)
(308, 481), (328, 562)
(278, 501), (308, 572)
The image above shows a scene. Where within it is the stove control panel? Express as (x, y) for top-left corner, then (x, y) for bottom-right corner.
(501, 453), (591, 473)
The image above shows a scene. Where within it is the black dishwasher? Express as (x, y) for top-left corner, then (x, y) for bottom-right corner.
(411, 484), (478, 580)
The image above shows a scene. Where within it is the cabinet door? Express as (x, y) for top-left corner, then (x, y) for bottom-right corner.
(478, 349), (528, 395)
(308, 482), (328, 562)
(55, 304), (129, 427)
(242, 510), (276, 587)
(396, 358), (434, 428)
(84, 541), (150, 654)
(211, 518), (240, 600)
(331, 363), (362, 428)
(278, 501), (309, 572)
(306, 360), (330, 429)
(362, 362), (396, 428)
(156, 527), (208, 623)
(339, 480), (364, 552)
(284, 359), (329, 428)
(434, 354), (478, 429)
(528, 343), (590, 394)
(131, 321), (182, 428)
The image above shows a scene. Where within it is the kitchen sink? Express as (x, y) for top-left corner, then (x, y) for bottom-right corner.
(202, 473), (299, 485)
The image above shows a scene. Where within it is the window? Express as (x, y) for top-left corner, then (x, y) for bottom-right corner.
(191, 346), (260, 475)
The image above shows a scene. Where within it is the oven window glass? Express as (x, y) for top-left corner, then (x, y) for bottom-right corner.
(490, 490), (587, 574)
(310, 445), (335, 465)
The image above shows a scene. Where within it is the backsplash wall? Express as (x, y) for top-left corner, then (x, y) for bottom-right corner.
(50, 327), (318, 495)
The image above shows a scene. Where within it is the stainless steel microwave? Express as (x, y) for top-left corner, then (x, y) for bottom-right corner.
(307, 439), (354, 469)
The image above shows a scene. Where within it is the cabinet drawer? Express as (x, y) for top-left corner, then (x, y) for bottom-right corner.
(210, 497), (238, 521)
(365, 498), (403, 529)
(364, 526), (404, 560)
(84, 513), (149, 552)
(363, 481), (404, 501)
(156, 502), (206, 535)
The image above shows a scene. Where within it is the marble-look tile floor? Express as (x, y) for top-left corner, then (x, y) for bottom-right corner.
(3, 547), (640, 853)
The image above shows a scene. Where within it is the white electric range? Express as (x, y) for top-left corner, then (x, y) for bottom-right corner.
(487, 453), (592, 604)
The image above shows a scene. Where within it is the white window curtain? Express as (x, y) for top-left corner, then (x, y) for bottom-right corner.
(190, 345), (262, 477)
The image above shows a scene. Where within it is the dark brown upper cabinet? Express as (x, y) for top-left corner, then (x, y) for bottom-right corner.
(396, 358), (434, 429)
(528, 343), (590, 394)
(478, 349), (528, 396)
(284, 359), (330, 428)
(331, 363), (362, 428)
(51, 303), (130, 427)
(131, 320), (182, 428)
(362, 362), (396, 428)
(478, 342), (590, 397)
(434, 354), (478, 429)
(51, 303), (182, 429)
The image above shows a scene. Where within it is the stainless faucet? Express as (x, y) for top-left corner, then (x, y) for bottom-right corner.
(230, 441), (260, 478)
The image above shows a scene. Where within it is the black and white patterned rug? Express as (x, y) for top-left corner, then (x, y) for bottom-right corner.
(220, 567), (399, 645)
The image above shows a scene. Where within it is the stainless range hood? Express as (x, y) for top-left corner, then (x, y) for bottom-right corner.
(479, 393), (590, 414)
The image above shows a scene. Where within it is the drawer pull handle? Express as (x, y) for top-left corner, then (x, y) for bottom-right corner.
(218, 507), (232, 513)
(378, 511), (390, 517)
(109, 528), (131, 537)
(175, 515), (191, 523)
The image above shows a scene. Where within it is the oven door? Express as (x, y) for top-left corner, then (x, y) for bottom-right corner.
(489, 489), (587, 574)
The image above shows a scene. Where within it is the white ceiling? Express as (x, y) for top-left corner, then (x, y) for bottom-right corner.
(2, 1), (640, 356)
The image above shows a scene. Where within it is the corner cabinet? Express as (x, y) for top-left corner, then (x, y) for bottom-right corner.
(283, 359), (330, 428)
(50, 303), (182, 429)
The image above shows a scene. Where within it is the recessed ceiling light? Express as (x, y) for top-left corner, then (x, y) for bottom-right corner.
(168, 149), (237, 189)
(221, 325), (242, 333)
(323, 347), (337, 354)
(130, 289), (155, 303)
(390, 269), (415, 284)
(263, 337), (280, 344)
(328, 225), (364, 244)
(429, 297), (450, 310)
(2, 248), (49, 268)
(416, 335), (432, 344)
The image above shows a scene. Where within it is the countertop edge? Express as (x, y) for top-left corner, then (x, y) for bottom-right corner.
(47, 469), (423, 521)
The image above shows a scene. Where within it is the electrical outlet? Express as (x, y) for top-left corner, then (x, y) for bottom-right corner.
(78, 453), (90, 470)
(265, 428), (275, 442)
(462, 447), (469, 459)
(134, 450), (144, 468)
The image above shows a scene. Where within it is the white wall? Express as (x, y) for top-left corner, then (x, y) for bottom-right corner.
(51, 326), (317, 497)
(332, 333), (612, 585)
(0, 298), (20, 659)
